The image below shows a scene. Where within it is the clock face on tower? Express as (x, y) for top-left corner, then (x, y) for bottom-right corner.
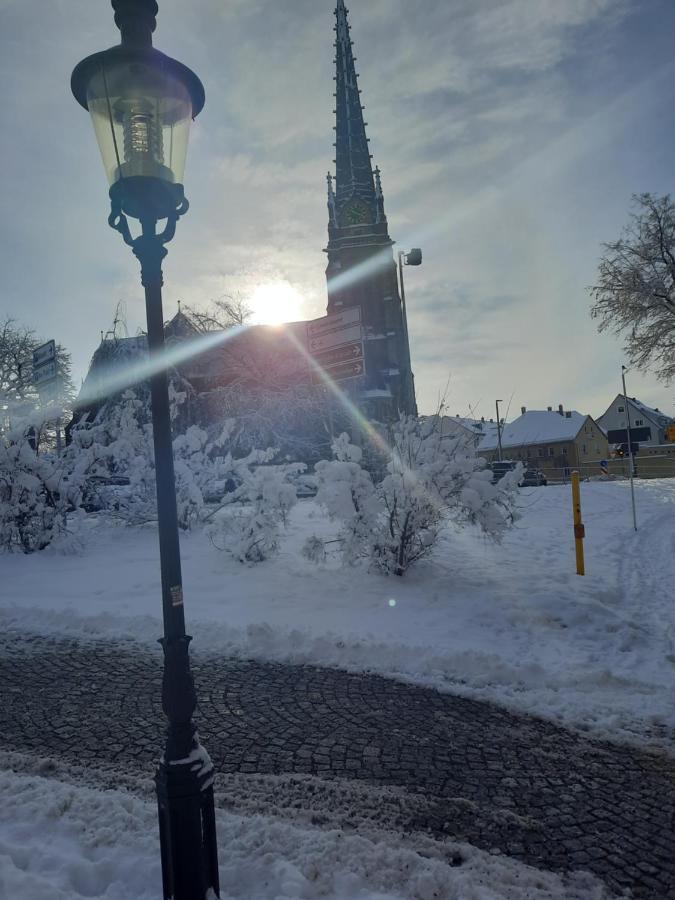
(340, 200), (371, 226)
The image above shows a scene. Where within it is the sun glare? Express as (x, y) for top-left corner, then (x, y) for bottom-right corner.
(249, 281), (303, 326)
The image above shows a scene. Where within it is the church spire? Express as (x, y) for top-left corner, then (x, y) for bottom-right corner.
(333, 1), (376, 206)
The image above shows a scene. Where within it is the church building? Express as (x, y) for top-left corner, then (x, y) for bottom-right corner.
(325, 0), (417, 420)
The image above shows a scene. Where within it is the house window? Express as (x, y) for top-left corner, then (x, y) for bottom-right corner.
(635, 419), (643, 426)
(581, 444), (587, 454)
(538, 448), (544, 458)
(618, 406), (624, 412)
(562, 447), (568, 455)
(548, 447), (555, 457)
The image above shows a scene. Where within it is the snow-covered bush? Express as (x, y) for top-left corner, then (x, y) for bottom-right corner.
(314, 433), (380, 564)
(68, 390), (156, 523)
(0, 420), (73, 553)
(209, 462), (304, 563)
(313, 418), (520, 576)
(301, 535), (327, 564)
(376, 416), (520, 575)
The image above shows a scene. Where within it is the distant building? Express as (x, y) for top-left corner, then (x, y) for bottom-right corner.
(478, 406), (608, 476)
(428, 415), (500, 449)
(597, 395), (675, 450)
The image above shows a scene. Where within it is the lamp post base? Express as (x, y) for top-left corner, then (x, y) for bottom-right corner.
(156, 746), (220, 900)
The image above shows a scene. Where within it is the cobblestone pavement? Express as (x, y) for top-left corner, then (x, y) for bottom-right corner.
(1, 633), (674, 898)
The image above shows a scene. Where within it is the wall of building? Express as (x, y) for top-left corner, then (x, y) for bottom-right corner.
(598, 397), (672, 447)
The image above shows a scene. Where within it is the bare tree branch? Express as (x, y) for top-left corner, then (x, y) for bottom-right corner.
(589, 193), (675, 383)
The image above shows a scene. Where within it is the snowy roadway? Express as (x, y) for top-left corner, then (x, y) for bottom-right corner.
(1, 632), (673, 899)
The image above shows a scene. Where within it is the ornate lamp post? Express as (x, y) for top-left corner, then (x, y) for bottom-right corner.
(71, 3), (219, 898)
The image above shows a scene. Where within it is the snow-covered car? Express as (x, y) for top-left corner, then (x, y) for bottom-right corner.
(291, 473), (318, 498)
(519, 468), (547, 487)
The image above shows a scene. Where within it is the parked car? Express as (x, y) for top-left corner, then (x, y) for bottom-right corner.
(291, 473), (318, 498)
(490, 461), (517, 484)
(519, 468), (547, 487)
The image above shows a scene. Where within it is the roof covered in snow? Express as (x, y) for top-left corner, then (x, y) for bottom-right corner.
(479, 410), (588, 451)
(603, 395), (674, 424)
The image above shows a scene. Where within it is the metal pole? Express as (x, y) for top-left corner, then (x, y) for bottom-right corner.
(495, 399), (503, 463)
(621, 366), (638, 532)
(397, 251), (417, 417)
(133, 219), (220, 900)
(571, 471), (585, 576)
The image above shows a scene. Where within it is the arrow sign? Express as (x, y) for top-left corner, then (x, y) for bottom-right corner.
(312, 359), (365, 384)
(308, 323), (362, 353)
(312, 341), (364, 369)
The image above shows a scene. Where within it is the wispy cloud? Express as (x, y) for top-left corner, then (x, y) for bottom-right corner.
(1, 0), (673, 415)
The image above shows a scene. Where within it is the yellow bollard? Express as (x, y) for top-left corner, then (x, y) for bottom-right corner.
(571, 471), (585, 576)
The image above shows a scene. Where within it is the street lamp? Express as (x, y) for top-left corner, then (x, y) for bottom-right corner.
(397, 248), (422, 417)
(495, 400), (504, 463)
(72, 3), (219, 899)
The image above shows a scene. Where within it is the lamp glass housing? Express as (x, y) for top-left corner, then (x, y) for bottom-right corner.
(86, 57), (193, 188)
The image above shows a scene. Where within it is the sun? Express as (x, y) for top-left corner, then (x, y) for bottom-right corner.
(249, 281), (303, 326)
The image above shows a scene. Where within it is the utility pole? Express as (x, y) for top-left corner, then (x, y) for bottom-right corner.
(495, 399), (503, 462)
(621, 366), (638, 531)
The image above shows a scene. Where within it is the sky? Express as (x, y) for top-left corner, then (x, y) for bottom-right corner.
(1, 0), (674, 420)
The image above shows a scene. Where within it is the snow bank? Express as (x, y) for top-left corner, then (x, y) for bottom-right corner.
(0, 769), (613, 899)
(1, 479), (674, 746)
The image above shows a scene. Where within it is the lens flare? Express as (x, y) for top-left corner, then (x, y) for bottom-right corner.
(77, 326), (246, 406)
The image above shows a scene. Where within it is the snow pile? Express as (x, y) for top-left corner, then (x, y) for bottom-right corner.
(1, 480), (674, 744)
(0, 769), (614, 899)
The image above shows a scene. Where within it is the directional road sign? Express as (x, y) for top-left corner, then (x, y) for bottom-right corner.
(308, 323), (363, 353)
(312, 341), (364, 369)
(312, 358), (365, 384)
(307, 306), (361, 337)
(32, 340), (58, 387)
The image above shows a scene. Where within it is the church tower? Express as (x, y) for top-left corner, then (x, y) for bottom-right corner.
(325, 0), (417, 420)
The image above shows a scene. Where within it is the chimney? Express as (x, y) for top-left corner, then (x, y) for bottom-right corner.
(521, 406), (526, 415)
(547, 406), (552, 412)
(481, 416), (485, 422)
(558, 404), (564, 416)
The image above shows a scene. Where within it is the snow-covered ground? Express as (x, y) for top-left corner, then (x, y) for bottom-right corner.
(0, 765), (614, 899)
(1, 479), (674, 746)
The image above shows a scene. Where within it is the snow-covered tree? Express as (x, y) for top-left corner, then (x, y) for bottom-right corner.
(0, 318), (75, 444)
(313, 418), (520, 576)
(315, 433), (380, 563)
(0, 416), (77, 553)
(375, 416), (520, 575)
(201, 383), (350, 463)
(208, 461), (303, 563)
(590, 193), (675, 383)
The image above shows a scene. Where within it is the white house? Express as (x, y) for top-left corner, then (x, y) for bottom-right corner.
(597, 396), (675, 450)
